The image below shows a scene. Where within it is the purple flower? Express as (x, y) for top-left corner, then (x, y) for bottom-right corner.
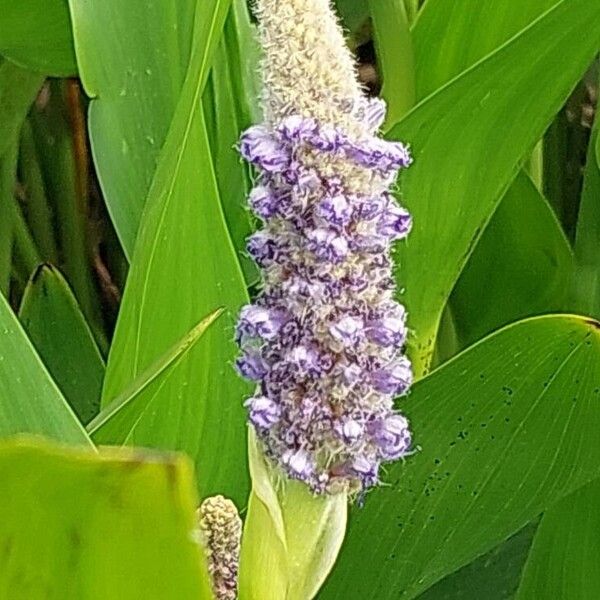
(371, 358), (413, 395)
(237, 305), (286, 341)
(282, 449), (313, 480)
(278, 115), (317, 142)
(329, 315), (364, 347)
(287, 345), (322, 375)
(246, 232), (281, 266)
(315, 195), (352, 227)
(239, 126), (289, 173)
(306, 228), (349, 263)
(248, 186), (279, 219)
(336, 419), (363, 442)
(367, 313), (407, 348)
(236, 351), (269, 381)
(245, 395), (281, 429)
(369, 414), (411, 459)
(363, 98), (387, 131)
(378, 200), (412, 240)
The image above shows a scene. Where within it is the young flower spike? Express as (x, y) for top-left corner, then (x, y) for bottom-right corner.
(235, 0), (414, 494)
(197, 496), (242, 600)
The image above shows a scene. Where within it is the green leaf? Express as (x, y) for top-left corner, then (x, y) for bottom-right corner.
(450, 172), (573, 348)
(321, 315), (600, 599)
(203, 0), (260, 285)
(572, 124), (600, 317)
(516, 480), (600, 600)
(412, 0), (558, 99)
(388, 0), (600, 375)
(368, 0), (415, 124)
(239, 430), (346, 600)
(0, 0), (76, 76)
(0, 60), (44, 158)
(67, 0), (200, 258)
(416, 525), (537, 600)
(0, 437), (212, 599)
(18, 264), (105, 425)
(334, 0), (369, 41)
(100, 2), (250, 504)
(89, 309), (223, 435)
(0, 292), (91, 445)
(0, 141), (18, 295)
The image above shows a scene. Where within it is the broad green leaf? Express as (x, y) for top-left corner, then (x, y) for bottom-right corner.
(18, 265), (105, 425)
(417, 525), (537, 600)
(89, 309), (223, 435)
(368, 0), (415, 124)
(100, 2), (250, 503)
(0, 0), (76, 76)
(0, 60), (44, 159)
(239, 430), (346, 600)
(516, 480), (600, 600)
(0, 437), (212, 599)
(412, 0), (558, 99)
(388, 0), (600, 375)
(572, 125), (600, 317)
(204, 0), (260, 285)
(67, 0), (198, 258)
(450, 172), (573, 348)
(321, 315), (600, 599)
(0, 292), (90, 445)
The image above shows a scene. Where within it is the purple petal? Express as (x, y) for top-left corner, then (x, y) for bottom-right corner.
(246, 396), (280, 429)
(369, 414), (411, 459)
(239, 125), (289, 172)
(329, 315), (364, 346)
(307, 229), (349, 263)
(236, 351), (269, 381)
(371, 357), (413, 395)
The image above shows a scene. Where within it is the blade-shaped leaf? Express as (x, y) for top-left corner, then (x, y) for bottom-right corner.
(19, 264), (105, 425)
(368, 0), (415, 124)
(100, 1), (250, 503)
(0, 437), (212, 599)
(67, 0), (229, 257)
(0, 60), (44, 159)
(0, 292), (91, 445)
(321, 315), (600, 599)
(572, 123), (600, 317)
(203, 0), (260, 285)
(516, 480), (600, 600)
(450, 172), (573, 348)
(89, 309), (223, 435)
(388, 0), (600, 374)
(0, 0), (76, 76)
(412, 0), (558, 99)
(416, 525), (537, 600)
